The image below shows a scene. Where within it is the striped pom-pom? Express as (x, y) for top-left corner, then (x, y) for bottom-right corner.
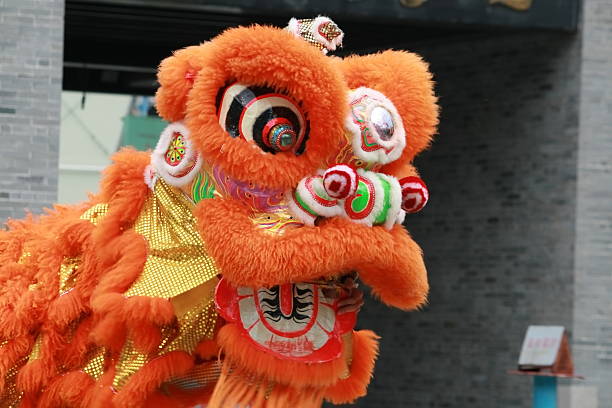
(323, 164), (358, 200)
(399, 176), (429, 213)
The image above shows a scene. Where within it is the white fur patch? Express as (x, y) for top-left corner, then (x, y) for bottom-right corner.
(345, 87), (406, 166)
(151, 121), (202, 187)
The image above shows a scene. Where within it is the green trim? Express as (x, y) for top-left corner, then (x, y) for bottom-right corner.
(374, 176), (392, 225)
(191, 172), (216, 203)
(351, 180), (371, 213)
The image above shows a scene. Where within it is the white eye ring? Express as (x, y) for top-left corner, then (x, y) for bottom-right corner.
(217, 83), (307, 155)
(151, 121), (202, 187)
(345, 87), (406, 165)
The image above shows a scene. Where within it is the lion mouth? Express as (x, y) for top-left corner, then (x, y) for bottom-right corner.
(215, 278), (356, 362)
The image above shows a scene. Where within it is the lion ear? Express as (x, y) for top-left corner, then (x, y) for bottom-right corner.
(337, 50), (439, 162)
(155, 45), (210, 122)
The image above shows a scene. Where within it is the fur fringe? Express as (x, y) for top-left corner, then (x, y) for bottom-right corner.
(196, 197), (429, 310)
(208, 361), (326, 408)
(113, 351), (194, 408)
(216, 323), (346, 388)
(323, 330), (380, 404)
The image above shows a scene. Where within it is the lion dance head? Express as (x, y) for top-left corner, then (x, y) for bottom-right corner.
(0, 17), (437, 408)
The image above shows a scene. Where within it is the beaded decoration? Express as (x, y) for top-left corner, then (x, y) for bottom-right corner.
(286, 16), (344, 54)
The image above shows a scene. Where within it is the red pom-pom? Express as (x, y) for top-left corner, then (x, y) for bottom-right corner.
(323, 164), (358, 199)
(399, 176), (429, 213)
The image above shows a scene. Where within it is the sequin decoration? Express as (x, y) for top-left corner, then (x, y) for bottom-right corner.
(164, 360), (221, 391)
(251, 210), (304, 236)
(124, 178), (220, 298)
(165, 132), (186, 167)
(82, 347), (106, 380)
(28, 335), (43, 361)
(59, 256), (80, 295)
(163, 279), (219, 353)
(0, 355), (26, 407)
(52, 203), (110, 295)
(112, 339), (148, 390)
(113, 280), (219, 390)
(80, 203), (109, 225)
(190, 171), (216, 203)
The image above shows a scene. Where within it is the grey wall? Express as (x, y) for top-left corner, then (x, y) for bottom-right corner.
(0, 0), (64, 220)
(354, 1), (612, 407)
(572, 0), (612, 405)
(352, 31), (581, 408)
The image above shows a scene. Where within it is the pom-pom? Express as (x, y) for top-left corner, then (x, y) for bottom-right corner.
(323, 164), (358, 199)
(399, 176), (429, 213)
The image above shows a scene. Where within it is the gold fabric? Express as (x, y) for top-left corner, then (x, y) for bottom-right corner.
(165, 360), (221, 391)
(164, 280), (218, 353)
(82, 348), (106, 381)
(6, 177), (222, 395)
(80, 203), (109, 225)
(112, 339), (149, 390)
(0, 356), (26, 408)
(125, 178), (220, 298)
(59, 256), (81, 294)
(27, 335), (43, 361)
(113, 281), (219, 390)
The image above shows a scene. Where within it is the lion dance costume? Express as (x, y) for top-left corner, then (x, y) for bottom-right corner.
(0, 17), (438, 408)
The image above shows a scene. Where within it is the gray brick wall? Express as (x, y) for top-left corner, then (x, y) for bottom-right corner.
(350, 31), (581, 408)
(0, 0), (64, 221)
(572, 0), (612, 406)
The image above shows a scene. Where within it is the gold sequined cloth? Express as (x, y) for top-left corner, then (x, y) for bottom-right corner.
(125, 178), (219, 298)
(112, 178), (220, 390)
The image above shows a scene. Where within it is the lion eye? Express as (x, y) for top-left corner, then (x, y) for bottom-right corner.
(217, 83), (308, 155)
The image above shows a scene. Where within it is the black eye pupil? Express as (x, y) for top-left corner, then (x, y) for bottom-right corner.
(267, 123), (296, 152)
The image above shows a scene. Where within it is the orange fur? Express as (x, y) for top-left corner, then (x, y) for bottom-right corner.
(156, 25), (348, 191)
(196, 198), (428, 310)
(37, 370), (94, 408)
(324, 330), (380, 404)
(194, 339), (220, 361)
(0, 335), (34, 394)
(113, 351), (194, 408)
(216, 323), (347, 388)
(337, 50), (439, 167)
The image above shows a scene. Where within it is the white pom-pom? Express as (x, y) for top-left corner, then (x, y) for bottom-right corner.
(323, 164), (358, 199)
(399, 176), (429, 213)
